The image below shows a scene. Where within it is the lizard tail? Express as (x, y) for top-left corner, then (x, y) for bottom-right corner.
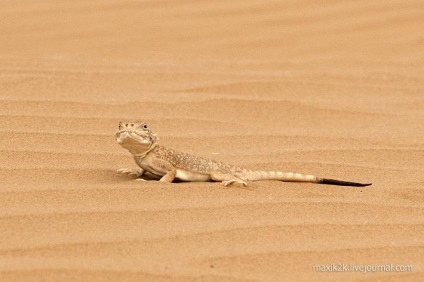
(317, 178), (371, 187)
(244, 170), (371, 187)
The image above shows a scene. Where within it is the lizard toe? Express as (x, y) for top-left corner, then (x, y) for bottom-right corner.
(222, 179), (247, 187)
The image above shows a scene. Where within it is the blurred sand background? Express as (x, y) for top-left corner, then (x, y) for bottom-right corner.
(1, 0), (423, 281)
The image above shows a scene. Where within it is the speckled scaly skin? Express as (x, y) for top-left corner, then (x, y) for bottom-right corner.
(115, 121), (371, 187)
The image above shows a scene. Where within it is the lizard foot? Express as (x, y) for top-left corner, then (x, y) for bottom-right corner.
(222, 179), (248, 187)
(117, 168), (142, 177)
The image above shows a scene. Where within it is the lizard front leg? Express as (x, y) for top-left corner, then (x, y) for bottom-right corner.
(148, 158), (177, 183)
(117, 168), (145, 178)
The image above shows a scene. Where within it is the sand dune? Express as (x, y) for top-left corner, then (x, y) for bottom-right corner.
(1, 0), (423, 281)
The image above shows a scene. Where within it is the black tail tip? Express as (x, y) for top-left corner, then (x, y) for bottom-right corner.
(318, 178), (372, 187)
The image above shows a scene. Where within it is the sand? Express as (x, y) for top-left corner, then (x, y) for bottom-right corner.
(1, 0), (423, 281)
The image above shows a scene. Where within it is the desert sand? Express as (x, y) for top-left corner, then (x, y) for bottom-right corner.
(1, 0), (423, 281)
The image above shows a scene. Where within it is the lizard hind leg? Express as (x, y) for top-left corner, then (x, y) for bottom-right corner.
(210, 172), (248, 187)
(222, 179), (248, 187)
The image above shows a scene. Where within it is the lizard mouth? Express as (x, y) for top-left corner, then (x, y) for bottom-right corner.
(116, 129), (153, 146)
(116, 130), (142, 141)
(115, 131), (130, 144)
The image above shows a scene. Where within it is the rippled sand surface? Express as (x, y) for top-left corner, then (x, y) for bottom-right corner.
(1, 1), (423, 281)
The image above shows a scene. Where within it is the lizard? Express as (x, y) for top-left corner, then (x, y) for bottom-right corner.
(115, 121), (372, 187)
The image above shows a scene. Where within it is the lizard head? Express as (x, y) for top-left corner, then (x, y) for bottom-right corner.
(115, 121), (158, 155)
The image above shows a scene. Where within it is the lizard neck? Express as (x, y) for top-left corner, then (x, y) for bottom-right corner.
(133, 142), (157, 159)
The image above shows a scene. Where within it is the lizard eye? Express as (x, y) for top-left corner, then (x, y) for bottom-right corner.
(143, 124), (148, 129)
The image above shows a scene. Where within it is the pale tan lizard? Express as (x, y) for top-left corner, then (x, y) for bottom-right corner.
(115, 121), (371, 187)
